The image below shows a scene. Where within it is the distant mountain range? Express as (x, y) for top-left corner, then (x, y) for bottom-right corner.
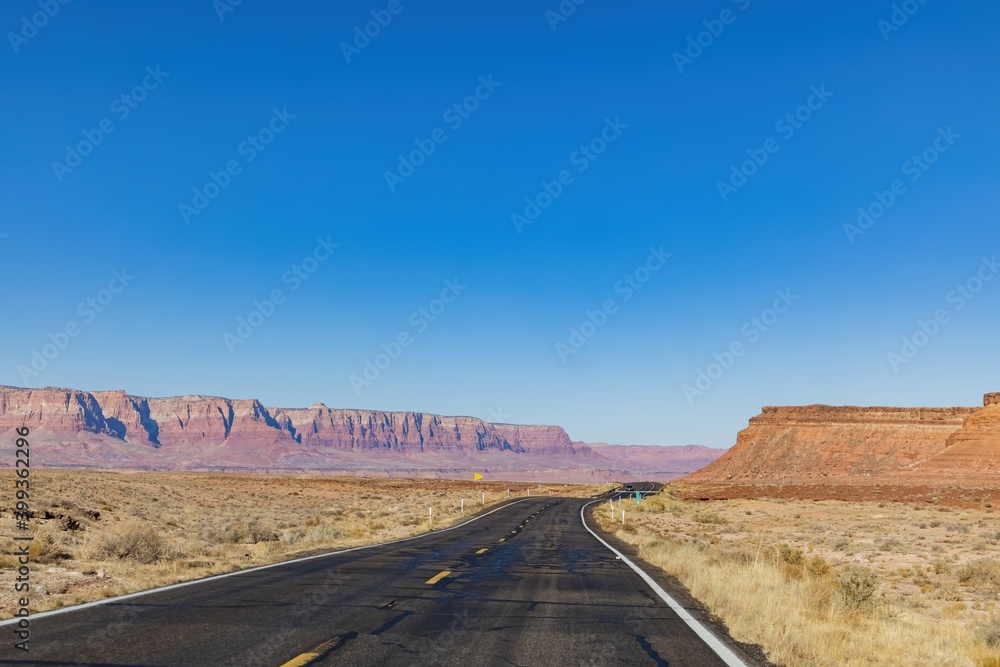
(0, 386), (725, 483)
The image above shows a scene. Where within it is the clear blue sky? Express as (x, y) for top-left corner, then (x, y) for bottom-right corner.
(2, 1), (998, 447)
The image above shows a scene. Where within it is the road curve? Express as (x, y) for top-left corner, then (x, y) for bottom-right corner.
(0, 488), (762, 666)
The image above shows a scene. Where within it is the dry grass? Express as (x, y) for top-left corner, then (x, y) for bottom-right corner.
(0, 470), (595, 618)
(598, 487), (1000, 666)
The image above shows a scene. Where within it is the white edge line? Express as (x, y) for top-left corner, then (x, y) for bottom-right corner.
(580, 497), (749, 667)
(0, 496), (540, 627)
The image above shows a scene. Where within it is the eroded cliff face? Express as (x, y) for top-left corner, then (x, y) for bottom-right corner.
(0, 387), (114, 436)
(684, 399), (996, 485)
(268, 405), (537, 455)
(142, 396), (286, 447)
(0, 387), (550, 454)
(0, 385), (719, 480)
(493, 424), (589, 457)
(0, 385), (630, 478)
(91, 391), (160, 445)
(918, 404), (1000, 475)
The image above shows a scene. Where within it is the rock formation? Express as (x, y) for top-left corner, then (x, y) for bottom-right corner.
(0, 385), (718, 482)
(684, 395), (999, 486)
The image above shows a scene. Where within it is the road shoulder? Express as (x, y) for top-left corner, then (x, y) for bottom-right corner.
(582, 502), (774, 667)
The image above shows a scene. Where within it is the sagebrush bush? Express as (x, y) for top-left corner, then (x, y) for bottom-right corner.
(806, 555), (831, 577)
(958, 559), (1000, 588)
(976, 616), (1000, 648)
(94, 522), (165, 564)
(779, 544), (804, 566)
(28, 532), (66, 564)
(835, 565), (878, 611)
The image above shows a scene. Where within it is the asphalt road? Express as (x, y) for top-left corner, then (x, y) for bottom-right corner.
(0, 483), (760, 666)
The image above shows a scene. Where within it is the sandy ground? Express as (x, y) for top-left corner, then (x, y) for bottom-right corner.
(677, 482), (1000, 509)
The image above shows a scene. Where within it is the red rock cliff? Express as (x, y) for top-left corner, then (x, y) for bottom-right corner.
(684, 402), (979, 484)
(0, 387), (114, 436)
(0, 386), (562, 456)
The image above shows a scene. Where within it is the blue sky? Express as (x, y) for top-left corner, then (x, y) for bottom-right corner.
(2, 0), (998, 447)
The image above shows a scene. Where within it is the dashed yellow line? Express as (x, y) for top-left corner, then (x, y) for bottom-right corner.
(425, 570), (451, 585)
(281, 654), (320, 667)
(476, 548), (488, 554)
(498, 537), (505, 542)
(279, 637), (341, 667)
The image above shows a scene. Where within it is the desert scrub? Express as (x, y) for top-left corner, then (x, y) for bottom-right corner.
(90, 522), (165, 564)
(958, 559), (1000, 588)
(224, 521), (279, 544)
(595, 498), (997, 667)
(976, 616), (1000, 648)
(834, 565), (878, 612)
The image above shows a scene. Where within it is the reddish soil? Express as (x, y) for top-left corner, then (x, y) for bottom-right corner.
(675, 482), (999, 509)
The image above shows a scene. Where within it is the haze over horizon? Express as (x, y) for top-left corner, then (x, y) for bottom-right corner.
(3, 1), (998, 448)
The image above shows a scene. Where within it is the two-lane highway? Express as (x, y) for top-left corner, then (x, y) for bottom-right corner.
(0, 488), (757, 666)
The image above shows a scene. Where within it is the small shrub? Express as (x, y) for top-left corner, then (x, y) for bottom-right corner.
(806, 555), (831, 577)
(693, 511), (727, 525)
(878, 538), (905, 552)
(779, 544), (804, 567)
(835, 565), (878, 612)
(958, 559), (1000, 588)
(282, 528), (306, 544)
(28, 532), (68, 564)
(94, 522), (165, 564)
(245, 522), (278, 544)
(216, 521), (278, 544)
(976, 617), (1000, 648)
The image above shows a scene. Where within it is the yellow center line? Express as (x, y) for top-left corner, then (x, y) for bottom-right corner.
(498, 537), (505, 542)
(425, 570), (451, 585)
(279, 636), (342, 667)
(476, 548), (488, 554)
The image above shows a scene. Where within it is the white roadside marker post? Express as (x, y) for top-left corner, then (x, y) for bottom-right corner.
(482, 492), (485, 506)
(429, 507), (433, 527)
(461, 498), (464, 515)
(622, 509), (626, 525)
